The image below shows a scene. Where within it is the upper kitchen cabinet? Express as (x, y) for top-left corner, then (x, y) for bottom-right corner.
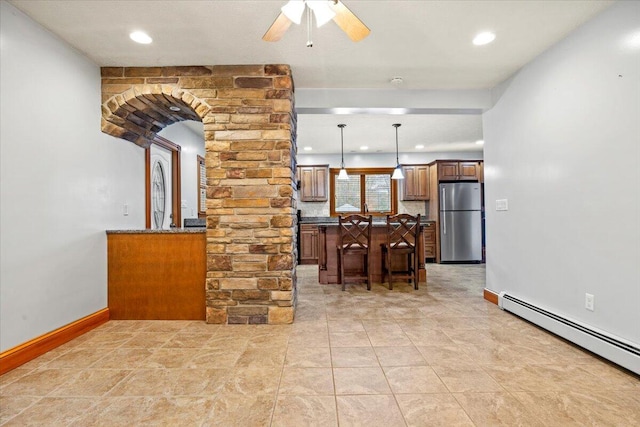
(401, 164), (430, 200)
(298, 165), (329, 202)
(437, 161), (483, 182)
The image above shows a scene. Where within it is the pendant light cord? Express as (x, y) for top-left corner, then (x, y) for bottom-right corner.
(339, 124), (346, 168)
(393, 123), (401, 166)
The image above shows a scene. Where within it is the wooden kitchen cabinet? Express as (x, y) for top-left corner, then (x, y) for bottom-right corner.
(298, 165), (328, 202)
(459, 161), (482, 180)
(299, 224), (319, 264)
(437, 161), (483, 182)
(401, 164), (430, 200)
(423, 221), (436, 260)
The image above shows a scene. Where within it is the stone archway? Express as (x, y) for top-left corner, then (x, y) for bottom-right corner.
(101, 65), (297, 324)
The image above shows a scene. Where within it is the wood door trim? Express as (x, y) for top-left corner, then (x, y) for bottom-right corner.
(145, 148), (151, 229)
(146, 136), (182, 228)
(197, 155), (206, 217)
(0, 308), (110, 375)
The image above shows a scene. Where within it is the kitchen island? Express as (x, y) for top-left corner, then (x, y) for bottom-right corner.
(305, 218), (431, 285)
(106, 229), (206, 320)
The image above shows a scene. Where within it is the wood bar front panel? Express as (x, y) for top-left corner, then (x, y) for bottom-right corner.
(108, 233), (206, 320)
(318, 225), (426, 285)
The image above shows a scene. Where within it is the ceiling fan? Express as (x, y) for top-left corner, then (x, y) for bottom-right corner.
(263, 0), (370, 45)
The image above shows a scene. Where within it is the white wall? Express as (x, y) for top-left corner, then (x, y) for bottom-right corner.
(158, 122), (205, 224)
(484, 1), (639, 345)
(0, 2), (145, 352)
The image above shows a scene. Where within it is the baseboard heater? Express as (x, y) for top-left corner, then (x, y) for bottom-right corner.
(498, 292), (640, 375)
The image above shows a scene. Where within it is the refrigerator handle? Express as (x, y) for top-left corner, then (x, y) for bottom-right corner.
(441, 187), (446, 235)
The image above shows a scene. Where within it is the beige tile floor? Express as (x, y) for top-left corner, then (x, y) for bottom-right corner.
(1, 264), (639, 426)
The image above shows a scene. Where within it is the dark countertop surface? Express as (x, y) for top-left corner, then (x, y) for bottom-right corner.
(299, 217), (339, 224)
(299, 217), (434, 226)
(106, 228), (205, 234)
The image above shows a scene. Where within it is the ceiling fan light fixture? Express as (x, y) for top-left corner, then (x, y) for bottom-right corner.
(307, 0), (336, 27)
(263, 0), (369, 43)
(281, 0), (305, 25)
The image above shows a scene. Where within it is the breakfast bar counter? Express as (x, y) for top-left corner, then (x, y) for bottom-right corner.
(316, 221), (430, 285)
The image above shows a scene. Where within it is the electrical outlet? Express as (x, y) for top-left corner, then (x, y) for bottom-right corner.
(123, 203), (129, 216)
(585, 293), (595, 311)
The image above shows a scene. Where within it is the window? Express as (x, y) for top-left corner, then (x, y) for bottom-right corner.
(151, 161), (166, 229)
(330, 168), (398, 216)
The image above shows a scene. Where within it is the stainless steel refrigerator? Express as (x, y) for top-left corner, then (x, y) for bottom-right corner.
(439, 182), (482, 262)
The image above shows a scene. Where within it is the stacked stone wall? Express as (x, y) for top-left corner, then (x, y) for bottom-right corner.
(101, 65), (297, 324)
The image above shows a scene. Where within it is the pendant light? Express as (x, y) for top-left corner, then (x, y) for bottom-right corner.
(391, 123), (404, 180)
(337, 124), (349, 180)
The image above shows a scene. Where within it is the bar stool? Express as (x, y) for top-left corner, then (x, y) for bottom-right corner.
(381, 213), (421, 290)
(337, 214), (373, 291)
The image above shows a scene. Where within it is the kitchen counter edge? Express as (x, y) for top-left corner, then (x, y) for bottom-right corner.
(299, 217), (435, 226)
(106, 228), (205, 234)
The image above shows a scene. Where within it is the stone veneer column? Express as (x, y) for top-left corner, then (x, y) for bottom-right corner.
(100, 65), (298, 324)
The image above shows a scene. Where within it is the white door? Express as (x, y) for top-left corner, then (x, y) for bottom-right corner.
(150, 145), (173, 229)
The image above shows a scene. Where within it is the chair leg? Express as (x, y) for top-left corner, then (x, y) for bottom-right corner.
(413, 254), (420, 291)
(413, 253), (419, 290)
(365, 253), (371, 291)
(380, 246), (387, 283)
(407, 254), (413, 284)
(339, 249), (345, 291)
(387, 250), (393, 290)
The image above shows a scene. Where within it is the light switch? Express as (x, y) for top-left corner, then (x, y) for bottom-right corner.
(496, 199), (508, 211)
(181, 200), (188, 208)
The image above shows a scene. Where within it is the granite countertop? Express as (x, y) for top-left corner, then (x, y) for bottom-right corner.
(106, 228), (205, 234)
(299, 217), (434, 226)
(299, 217), (339, 224)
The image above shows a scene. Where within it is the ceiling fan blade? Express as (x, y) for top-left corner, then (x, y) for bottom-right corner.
(330, 0), (371, 42)
(262, 12), (292, 42)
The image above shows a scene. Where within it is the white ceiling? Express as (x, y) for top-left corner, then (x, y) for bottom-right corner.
(9, 0), (614, 153)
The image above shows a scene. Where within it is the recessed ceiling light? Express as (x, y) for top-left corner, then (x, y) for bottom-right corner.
(473, 32), (495, 46)
(415, 145), (424, 149)
(169, 106), (181, 112)
(625, 31), (640, 49)
(360, 146), (369, 150)
(476, 139), (485, 145)
(130, 31), (153, 44)
(303, 146), (313, 151)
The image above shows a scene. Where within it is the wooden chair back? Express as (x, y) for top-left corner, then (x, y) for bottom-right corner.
(338, 214), (373, 251)
(387, 213), (420, 251)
